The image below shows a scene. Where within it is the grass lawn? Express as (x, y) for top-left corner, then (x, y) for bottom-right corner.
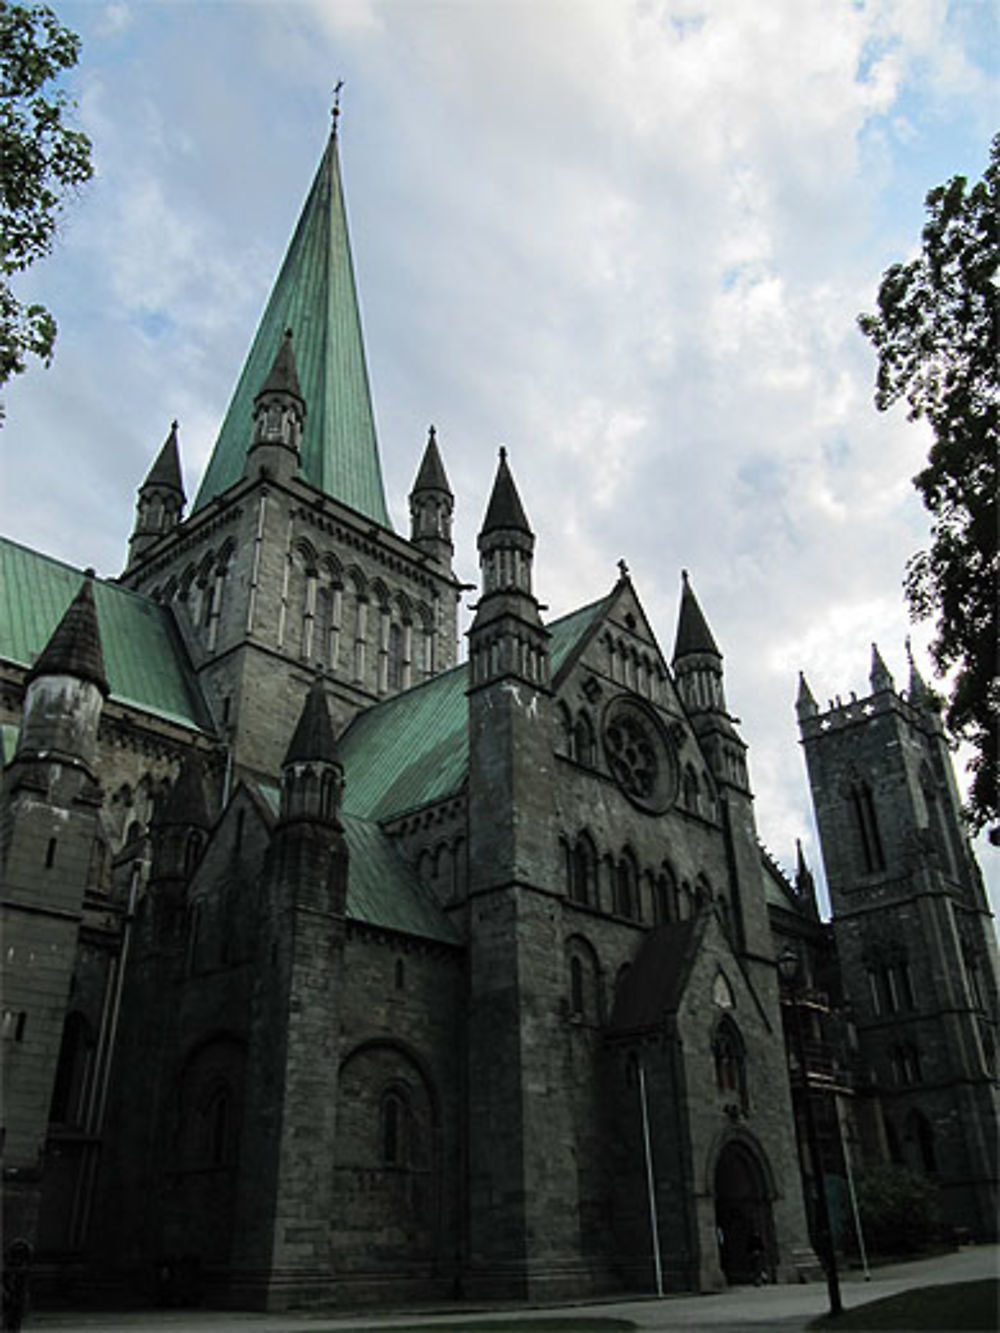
(809, 1279), (998, 1330)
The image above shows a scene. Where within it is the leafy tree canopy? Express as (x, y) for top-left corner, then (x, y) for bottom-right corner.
(0, 1), (93, 386)
(859, 135), (999, 836)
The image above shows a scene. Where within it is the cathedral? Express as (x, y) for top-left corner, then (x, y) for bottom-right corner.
(1, 118), (996, 1312)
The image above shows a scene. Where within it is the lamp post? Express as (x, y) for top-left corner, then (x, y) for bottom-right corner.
(777, 944), (843, 1316)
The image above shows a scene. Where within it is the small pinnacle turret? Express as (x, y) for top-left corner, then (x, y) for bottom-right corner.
(127, 422), (186, 570)
(248, 328), (307, 486)
(25, 573), (109, 698)
(672, 572), (726, 715)
(673, 569), (722, 662)
(870, 642), (895, 694)
(796, 671), (819, 721)
(906, 638), (935, 710)
(281, 678), (343, 825)
(409, 424), (454, 565)
(16, 572), (109, 774)
(468, 448), (549, 690)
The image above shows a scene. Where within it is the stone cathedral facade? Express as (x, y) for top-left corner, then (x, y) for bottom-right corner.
(2, 123), (996, 1311)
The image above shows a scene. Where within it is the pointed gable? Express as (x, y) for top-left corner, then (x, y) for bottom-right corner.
(193, 126), (391, 528)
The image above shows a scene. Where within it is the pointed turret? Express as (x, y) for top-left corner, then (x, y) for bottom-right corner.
(194, 123), (391, 527)
(795, 839), (820, 918)
(409, 425), (454, 566)
(127, 422), (186, 570)
(280, 678), (343, 825)
(796, 671), (819, 721)
(468, 448), (549, 690)
(246, 328), (307, 487)
(672, 571), (726, 715)
(906, 638), (934, 709)
(148, 754), (214, 899)
(17, 573), (108, 771)
(869, 642), (895, 694)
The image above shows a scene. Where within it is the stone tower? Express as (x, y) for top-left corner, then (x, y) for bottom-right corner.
(0, 575), (109, 1245)
(798, 646), (999, 1238)
(465, 449), (574, 1297)
(118, 122), (462, 776)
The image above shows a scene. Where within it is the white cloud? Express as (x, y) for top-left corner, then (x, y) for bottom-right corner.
(3, 0), (995, 910)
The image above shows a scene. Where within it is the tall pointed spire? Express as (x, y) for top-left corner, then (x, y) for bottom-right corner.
(193, 123), (391, 527)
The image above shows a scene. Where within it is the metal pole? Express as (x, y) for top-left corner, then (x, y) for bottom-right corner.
(789, 990), (842, 1315)
(637, 1056), (664, 1297)
(836, 1096), (871, 1281)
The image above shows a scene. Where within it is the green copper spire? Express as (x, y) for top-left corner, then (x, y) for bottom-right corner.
(193, 123), (391, 527)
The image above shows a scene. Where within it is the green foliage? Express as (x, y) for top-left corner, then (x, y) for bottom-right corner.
(854, 1163), (941, 1256)
(859, 136), (999, 836)
(0, 1), (93, 384)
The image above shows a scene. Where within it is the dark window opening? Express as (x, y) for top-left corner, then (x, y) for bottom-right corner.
(45, 838), (57, 868)
(852, 783), (885, 872)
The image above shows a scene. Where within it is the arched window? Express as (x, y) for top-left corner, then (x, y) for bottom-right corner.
(851, 781), (885, 872)
(197, 1082), (233, 1166)
(616, 851), (637, 919)
(574, 712), (595, 767)
(557, 703), (573, 757)
(387, 622), (404, 691)
(571, 833), (596, 906)
(713, 1017), (746, 1110)
(381, 1088), (409, 1167)
(570, 956), (585, 1017)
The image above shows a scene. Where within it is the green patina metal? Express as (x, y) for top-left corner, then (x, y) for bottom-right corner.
(255, 781), (457, 945)
(0, 538), (213, 734)
(339, 594), (612, 822)
(193, 129), (391, 528)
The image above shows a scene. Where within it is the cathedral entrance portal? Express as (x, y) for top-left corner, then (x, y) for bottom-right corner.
(714, 1140), (774, 1285)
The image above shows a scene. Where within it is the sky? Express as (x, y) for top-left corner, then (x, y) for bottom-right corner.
(2, 0), (997, 914)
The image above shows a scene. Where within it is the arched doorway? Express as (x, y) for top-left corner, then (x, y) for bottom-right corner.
(714, 1139), (774, 1285)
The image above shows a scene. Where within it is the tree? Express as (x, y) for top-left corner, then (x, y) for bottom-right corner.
(859, 136), (999, 836)
(853, 1164), (941, 1256)
(0, 2), (93, 386)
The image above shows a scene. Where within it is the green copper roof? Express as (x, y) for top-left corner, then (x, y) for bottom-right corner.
(255, 781), (458, 944)
(0, 538), (213, 733)
(339, 596), (612, 821)
(193, 129), (391, 528)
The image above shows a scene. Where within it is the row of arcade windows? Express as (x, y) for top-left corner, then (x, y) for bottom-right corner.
(604, 634), (665, 702)
(561, 831), (719, 926)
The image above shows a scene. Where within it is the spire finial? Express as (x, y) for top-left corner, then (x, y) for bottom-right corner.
(428, 423), (436, 443)
(617, 558), (629, 579)
(499, 445), (507, 462)
(332, 79), (344, 134)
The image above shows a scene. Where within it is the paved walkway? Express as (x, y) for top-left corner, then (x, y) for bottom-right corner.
(30, 1245), (999, 1333)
